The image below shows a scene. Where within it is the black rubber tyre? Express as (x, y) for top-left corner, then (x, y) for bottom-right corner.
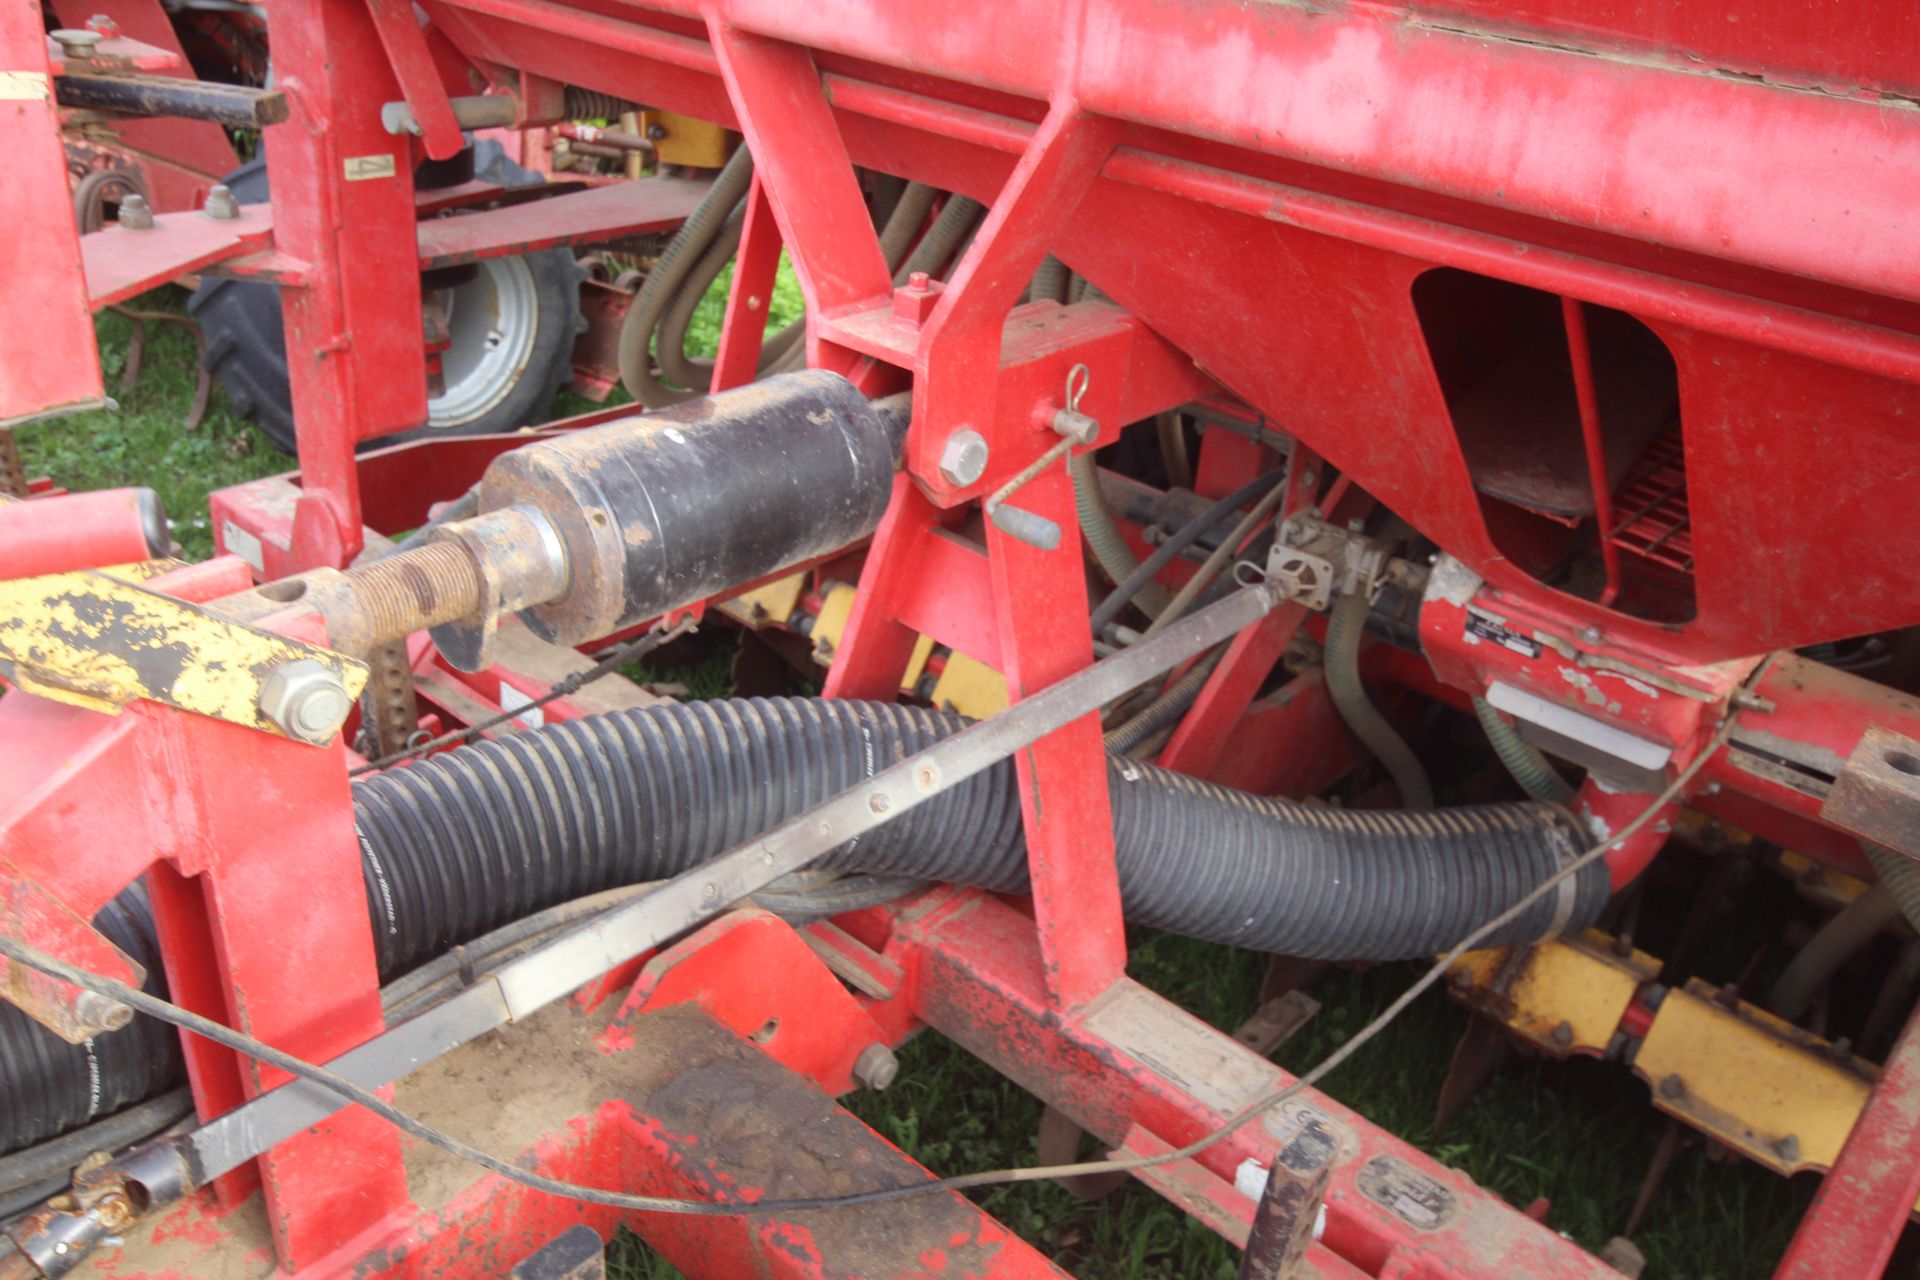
(189, 143), (586, 455)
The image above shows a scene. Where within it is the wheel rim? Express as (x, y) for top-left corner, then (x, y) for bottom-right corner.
(428, 256), (540, 429)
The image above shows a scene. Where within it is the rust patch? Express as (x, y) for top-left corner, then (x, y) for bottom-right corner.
(623, 1007), (1014, 1277)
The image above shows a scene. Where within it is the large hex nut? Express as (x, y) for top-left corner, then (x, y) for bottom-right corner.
(257, 659), (354, 744)
(938, 429), (989, 488)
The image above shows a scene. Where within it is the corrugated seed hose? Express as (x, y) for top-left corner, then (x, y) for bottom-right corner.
(1324, 592), (1435, 809)
(0, 699), (1604, 1154)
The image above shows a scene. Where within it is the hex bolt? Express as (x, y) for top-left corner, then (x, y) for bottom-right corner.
(201, 184), (240, 221)
(868, 792), (891, 815)
(1550, 1020), (1574, 1048)
(85, 13), (118, 36)
(50, 28), (101, 60)
(906, 271), (931, 292)
(852, 1042), (899, 1091)
(938, 429), (989, 488)
(257, 659), (354, 744)
(1773, 1133), (1801, 1164)
(1658, 1073), (1685, 1100)
(1579, 624), (1606, 646)
(74, 990), (132, 1033)
(116, 193), (154, 230)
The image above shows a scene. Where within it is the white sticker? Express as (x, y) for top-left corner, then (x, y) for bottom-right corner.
(343, 154), (398, 181)
(0, 72), (50, 102)
(499, 682), (544, 729)
(220, 519), (265, 574)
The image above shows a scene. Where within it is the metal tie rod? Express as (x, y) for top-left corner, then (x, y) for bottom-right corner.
(181, 581), (1280, 1184)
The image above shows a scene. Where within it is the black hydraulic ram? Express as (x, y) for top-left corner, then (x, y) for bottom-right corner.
(478, 370), (904, 649)
(216, 371), (907, 669)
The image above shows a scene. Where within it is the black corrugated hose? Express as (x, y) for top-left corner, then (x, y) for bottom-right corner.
(0, 698), (1607, 1155)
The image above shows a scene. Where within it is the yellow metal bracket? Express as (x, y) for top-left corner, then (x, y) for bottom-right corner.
(1449, 929), (1659, 1056)
(1633, 978), (1878, 1178)
(0, 570), (367, 738)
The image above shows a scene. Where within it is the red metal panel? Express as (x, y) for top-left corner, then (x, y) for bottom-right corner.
(985, 463), (1125, 1010)
(684, 0), (1920, 305)
(267, 0), (430, 568)
(709, 174), (782, 391)
(1402, 0), (1920, 99)
(81, 204), (274, 308)
(0, 2), (104, 424)
(414, 176), (711, 268)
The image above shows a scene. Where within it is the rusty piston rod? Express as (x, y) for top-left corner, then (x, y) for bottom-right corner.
(217, 372), (905, 669)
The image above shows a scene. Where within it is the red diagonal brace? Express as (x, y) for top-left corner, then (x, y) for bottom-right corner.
(363, 0), (466, 159)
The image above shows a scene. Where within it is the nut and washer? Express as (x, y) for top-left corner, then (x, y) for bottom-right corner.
(258, 659), (354, 744)
(937, 429), (989, 488)
(852, 1042), (899, 1091)
(201, 184), (240, 221)
(116, 193), (154, 230)
(50, 28), (101, 60)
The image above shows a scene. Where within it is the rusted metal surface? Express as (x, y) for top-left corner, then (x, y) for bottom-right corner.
(53, 71), (287, 126)
(0, 568), (368, 734)
(1238, 1116), (1337, 1279)
(1822, 727), (1920, 860)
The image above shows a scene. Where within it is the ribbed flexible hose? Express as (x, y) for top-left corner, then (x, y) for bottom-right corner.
(1866, 844), (1920, 933)
(895, 196), (983, 284)
(1768, 883), (1901, 1020)
(1472, 696), (1575, 805)
(0, 889), (181, 1153)
(617, 146), (755, 406)
(349, 698), (1600, 974)
(1073, 454), (1173, 618)
(1325, 593), (1435, 809)
(1, 700), (1605, 1153)
(1032, 255), (1070, 304)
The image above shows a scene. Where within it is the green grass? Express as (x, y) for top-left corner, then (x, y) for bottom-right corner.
(16, 291), (283, 561)
(20, 267), (1813, 1280)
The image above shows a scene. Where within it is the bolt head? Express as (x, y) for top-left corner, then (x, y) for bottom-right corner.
(258, 659), (353, 744)
(938, 429), (989, 488)
(1550, 1020), (1574, 1047)
(907, 270), (931, 292)
(853, 1042), (899, 1091)
(1579, 625), (1606, 646)
(1658, 1073), (1685, 1100)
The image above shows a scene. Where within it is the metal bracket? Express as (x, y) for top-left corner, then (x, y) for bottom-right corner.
(1265, 513), (1395, 610)
(0, 570), (367, 740)
(1822, 726), (1920, 860)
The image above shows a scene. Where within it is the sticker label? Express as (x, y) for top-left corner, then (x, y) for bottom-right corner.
(1357, 1155), (1458, 1231)
(499, 682), (544, 729)
(0, 72), (50, 101)
(343, 154), (398, 181)
(219, 519), (264, 574)
(1465, 611), (1542, 659)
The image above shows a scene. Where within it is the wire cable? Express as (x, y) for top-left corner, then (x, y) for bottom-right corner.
(0, 699), (1746, 1224)
(348, 618), (695, 776)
